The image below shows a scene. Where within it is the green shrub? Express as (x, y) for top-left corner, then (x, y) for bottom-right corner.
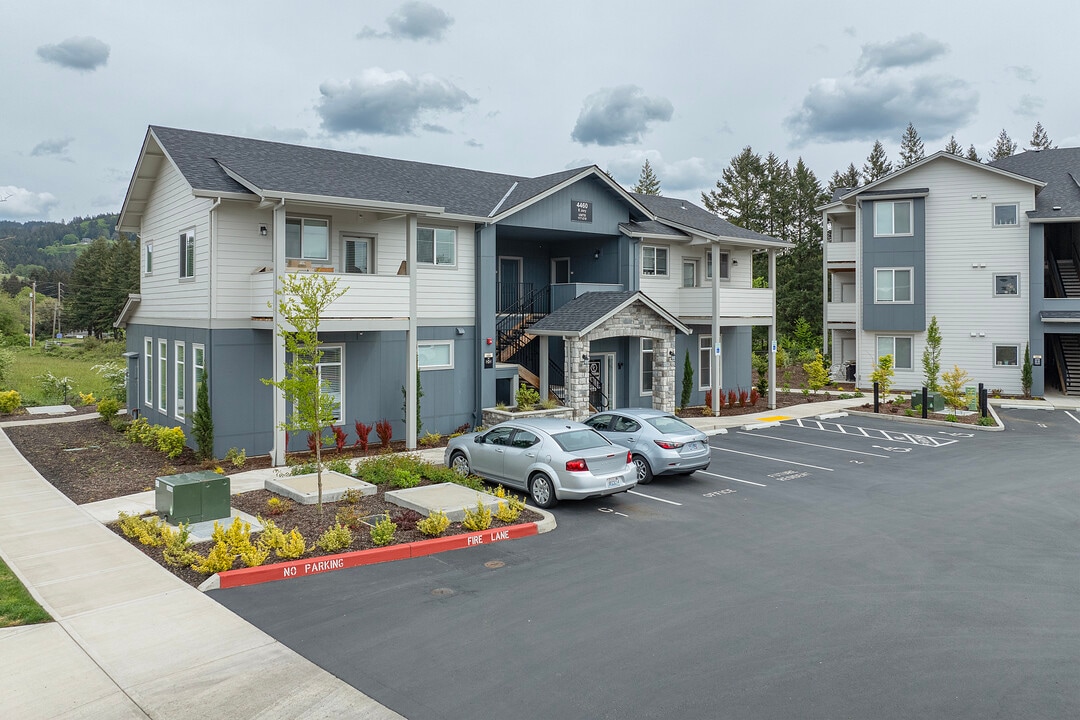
(156, 427), (186, 459)
(339, 488), (364, 504)
(109, 416), (129, 432)
(0, 389), (21, 414)
(91, 361), (127, 402)
(37, 371), (74, 404)
(96, 398), (120, 421)
(316, 523), (353, 552)
(417, 510), (451, 537)
(515, 382), (540, 409)
(224, 447), (246, 469)
(161, 523), (200, 568)
(491, 485), (525, 523)
(389, 468), (421, 489)
(335, 505), (362, 530)
(976, 416), (995, 427)
(461, 499), (492, 531)
(266, 496), (292, 516)
(326, 458), (353, 475)
(369, 516), (397, 546)
(418, 431), (442, 447)
(869, 354), (895, 396)
(0, 346), (15, 387)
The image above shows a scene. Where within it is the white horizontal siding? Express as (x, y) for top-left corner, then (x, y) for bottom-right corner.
(416, 220), (475, 321)
(639, 244), (755, 316)
(215, 203), (274, 320)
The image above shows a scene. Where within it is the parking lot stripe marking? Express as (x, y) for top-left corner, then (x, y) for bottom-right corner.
(697, 470), (766, 487)
(755, 415), (791, 422)
(709, 446), (834, 471)
(1066, 411), (1080, 426)
(627, 490), (683, 506)
(735, 431), (891, 458)
(787, 418), (958, 447)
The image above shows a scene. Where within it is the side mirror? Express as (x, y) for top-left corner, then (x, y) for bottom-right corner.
(474, 435), (484, 444)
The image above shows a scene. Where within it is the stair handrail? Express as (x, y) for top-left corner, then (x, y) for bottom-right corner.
(1047, 244), (1066, 299)
(1069, 243), (1080, 298)
(1048, 334), (1069, 393)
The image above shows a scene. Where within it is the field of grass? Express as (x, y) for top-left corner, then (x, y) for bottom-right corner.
(2, 340), (125, 407)
(0, 557), (52, 627)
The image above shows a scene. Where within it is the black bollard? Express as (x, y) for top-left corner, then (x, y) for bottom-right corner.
(922, 386), (928, 419)
(873, 382), (879, 413)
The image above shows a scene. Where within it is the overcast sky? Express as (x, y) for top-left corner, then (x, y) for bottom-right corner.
(3, 0), (1078, 221)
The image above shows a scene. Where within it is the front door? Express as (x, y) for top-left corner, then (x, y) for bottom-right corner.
(589, 353), (616, 410)
(551, 257), (570, 284)
(498, 256), (523, 311)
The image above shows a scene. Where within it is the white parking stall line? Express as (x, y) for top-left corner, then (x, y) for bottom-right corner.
(786, 418), (958, 447)
(697, 470), (767, 487)
(735, 431), (891, 458)
(1065, 411), (1080, 426)
(709, 446), (834, 471)
(626, 490), (683, 506)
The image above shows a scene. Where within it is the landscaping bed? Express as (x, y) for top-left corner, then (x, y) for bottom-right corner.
(848, 397), (993, 426)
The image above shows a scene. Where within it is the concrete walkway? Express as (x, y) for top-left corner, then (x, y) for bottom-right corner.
(0, 429), (402, 719)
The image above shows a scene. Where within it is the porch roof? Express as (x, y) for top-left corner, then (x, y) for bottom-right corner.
(1040, 310), (1080, 322)
(529, 291), (691, 337)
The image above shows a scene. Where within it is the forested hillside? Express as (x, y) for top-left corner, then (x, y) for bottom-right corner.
(0, 213), (122, 288)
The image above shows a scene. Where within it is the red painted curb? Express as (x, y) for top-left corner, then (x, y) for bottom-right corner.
(215, 522), (539, 589)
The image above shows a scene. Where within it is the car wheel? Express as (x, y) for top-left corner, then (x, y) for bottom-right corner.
(529, 473), (558, 508)
(450, 451), (471, 476)
(632, 454), (653, 484)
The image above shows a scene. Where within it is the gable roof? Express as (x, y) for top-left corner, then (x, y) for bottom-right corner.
(990, 148), (1080, 220)
(529, 291), (691, 337)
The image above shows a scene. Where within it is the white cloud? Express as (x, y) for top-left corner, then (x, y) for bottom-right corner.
(571, 86), (673, 146)
(0, 186), (60, 220)
(357, 2), (454, 42)
(855, 33), (948, 75)
(31, 137), (74, 160)
(36, 36), (110, 71)
(316, 68), (476, 136)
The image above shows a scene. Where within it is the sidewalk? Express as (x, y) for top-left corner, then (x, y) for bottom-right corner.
(0, 429), (402, 719)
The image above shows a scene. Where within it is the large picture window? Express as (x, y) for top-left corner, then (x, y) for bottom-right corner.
(157, 339), (168, 413)
(417, 227), (455, 266)
(874, 200), (913, 236)
(317, 346), (343, 423)
(875, 268), (913, 303)
(179, 230), (195, 278)
(699, 335), (712, 390)
(641, 246), (668, 277)
(876, 335), (913, 370)
(640, 338), (654, 394)
(286, 217), (329, 260)
(174, 341), (186, 421)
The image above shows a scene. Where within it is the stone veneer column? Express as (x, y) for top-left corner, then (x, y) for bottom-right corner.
(565, 336), (590, 421)
(652, 332), (676, 413)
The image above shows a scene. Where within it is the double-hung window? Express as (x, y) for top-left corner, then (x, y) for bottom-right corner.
(706, 251), (729, 280)
(699, 335), (712, 390)
(876, 336), (913, 370)
(174, 341), (186, 421)
(640, 339), (654, 394)
(417, 227), (455, 266)
(143, 337), (153, 407)
(179, 229), (195, 278)
(417, 341), (454, 370)
(874, 201), (912, 236)
(641, 246), (668, 276)
(317, 346), (343, 423)
(157, 339), (168, 413)
(875, 268), (913, 303)
(286, 217), (329, 260)
(993, 204), (1018, 227)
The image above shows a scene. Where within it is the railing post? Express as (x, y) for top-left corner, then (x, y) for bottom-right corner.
(921, 386), (928, 419)
(873, 382), (879, 413)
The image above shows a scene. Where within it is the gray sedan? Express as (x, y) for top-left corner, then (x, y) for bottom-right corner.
(584, 408), (710, 484)
(444, 418), (636, 508)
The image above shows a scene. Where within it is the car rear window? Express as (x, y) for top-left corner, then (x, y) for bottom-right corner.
(552, 429), (611, 452)
(645, 416), (696, 434)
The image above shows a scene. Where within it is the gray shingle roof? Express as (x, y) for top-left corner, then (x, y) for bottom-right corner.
(989, 148), (1080, 219)
(618, 220), (689, 238)
(1039, 310), (1080, 320)
(859, 187), (929, 197)
(530, 291), (639, 334)
(630, 192), (789, 246)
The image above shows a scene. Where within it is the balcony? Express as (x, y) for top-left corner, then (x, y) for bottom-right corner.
(678, 287), (774, 320)
(826, 301), (856, 324)
(250, 271), (409, 320)
(826, 242), (856, 263)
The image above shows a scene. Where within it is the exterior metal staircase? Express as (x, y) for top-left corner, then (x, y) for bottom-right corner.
(1056, 258), (1080, 297)
(1055, 334), (1080, 395)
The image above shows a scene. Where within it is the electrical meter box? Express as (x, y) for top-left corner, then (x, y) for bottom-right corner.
(155, 470), (230, 524)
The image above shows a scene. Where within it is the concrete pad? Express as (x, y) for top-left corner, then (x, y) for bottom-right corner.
(81, 491), (157, 524)
(66, 588), (275, 688)
(224, 467), (276, 493)
(32, 554), (183, 618)
(54, 691), (151, 719)
(386, 483), (500, 522)
(15, 539), (156, 587)
(266, 470), (376, 504)
(182, 509), (264, 543)
(0, 521), (118, 561)
(0, 622), (145, 720)
(26, 404), (77, 415)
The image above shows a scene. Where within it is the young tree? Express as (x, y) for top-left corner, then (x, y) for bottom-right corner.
(921, 315), (942, 392)
(1027, 122), (1053, 151)
(863, 140), (893, 182)
(633, 159), (662, 195)
(192, 369), (214, 460)
(262, 273), (346, 514)
(966, 145), (982, 163)
(898, 123), (925, 167)
(680, 350), (693, 409)
(803, 350), (829, 395)
(869, 354), (895, 397)
(943, 135), (964, 156)
(940, 365), (971, 413)
(988, 128), (1018, 161)
(1021, 343), (1033, 398)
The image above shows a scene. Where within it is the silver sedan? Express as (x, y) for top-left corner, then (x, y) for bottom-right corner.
(444, 418), (636, 508)
(584, 408), (710, 484)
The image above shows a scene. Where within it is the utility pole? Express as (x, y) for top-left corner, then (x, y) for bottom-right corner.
(53, 281), (63, 338)
(30, 281), (36, 347)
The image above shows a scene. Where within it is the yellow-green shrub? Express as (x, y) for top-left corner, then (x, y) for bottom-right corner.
(315, 523), (353, 552)
(79, 392), (97, 406)
(116, 511), (168, 547)
(0, 390), (22, 414)
(256, 518), (309, 560)
(192, 543), (236, 574)
(156, 427), (186, 459)
(189, 517), (265, 574)
(266, 496), (291, 515)
(125, 417), (186, 459)
(369, 516), (397, 546)
(491, 485), (525, 523)
(417, 509), (450, 537)
(462, 499), (492, 531)
(97, 398), (120, 420)
(161, 523), (200, 568)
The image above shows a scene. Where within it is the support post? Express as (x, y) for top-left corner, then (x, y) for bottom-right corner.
(406, 214), (418, 450)
(768, 249), (777, 410)
(271, 202), (287, 466)
(978, 382), (987, 418)
(711, 244), (722, 416)
(539, 335), (549, 401)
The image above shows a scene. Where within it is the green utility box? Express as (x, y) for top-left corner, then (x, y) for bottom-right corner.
(910, 391), (945, 411)
(155, 470), (230, 524)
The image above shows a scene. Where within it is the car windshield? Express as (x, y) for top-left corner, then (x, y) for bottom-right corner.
(645, 416), (697, 435)
(552, 429), (611, 452)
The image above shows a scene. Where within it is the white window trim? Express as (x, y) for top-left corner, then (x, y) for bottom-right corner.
(681, 259), (698, 288)
(876, 335), (914, 370)
(193, 343), (206, 394)
(342, 234), (375, 274)
(179, 229), (195, 280)
(317, 344), (344, 424)
(993, 273), (1020, 297)
(417, 340), (454, 370)
(993, 344), (1021, 367)
(992, 203), (1019, 228)
(417, 226), (457, 267)
(874, 267), (914, 304)
(641, 245), (669, 277)
(699, 335), (712, 391)
(286, 216), (331, 261)
(174, 340), (186, 421)
(640, 338), (654, 396)
(144, 241), (153, 276)
(143, 337), (153, 407)
(705, 251), (730, 281)
(873, 200), (914, 237)
(157, 339), (168, 413)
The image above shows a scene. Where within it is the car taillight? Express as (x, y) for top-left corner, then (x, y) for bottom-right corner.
(654, 439), (684, 450)
(626, 451), (633, 464)
(565, 458), (588, 472)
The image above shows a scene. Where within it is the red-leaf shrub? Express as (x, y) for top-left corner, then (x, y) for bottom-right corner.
(727, 389), (738, 408)
(738, 389), (749, 407)
(331, 425), (347, 452)
(749, 387), (759, 406)
(717, 389), (724, 409)
(375, 419), (393, 448)
(704, 389), (712, 409)
(354, 421), (372, 452)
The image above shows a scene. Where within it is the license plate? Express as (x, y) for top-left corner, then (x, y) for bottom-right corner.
(686, 442), (701, 451)
(607, 477), (622, 488)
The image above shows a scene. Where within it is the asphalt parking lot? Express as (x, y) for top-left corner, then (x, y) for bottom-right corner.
(214, 409), (1079, 720)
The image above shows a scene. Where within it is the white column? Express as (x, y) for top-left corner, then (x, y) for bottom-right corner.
(768, 248), (777, 410)
(710, 244), (721, 415)
(406, 214), (418, 449)
(271, 201), (287, 466)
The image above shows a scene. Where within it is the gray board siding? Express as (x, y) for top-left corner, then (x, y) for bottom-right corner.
(861, 198), (926, 332)
(498, 176), (631, 236)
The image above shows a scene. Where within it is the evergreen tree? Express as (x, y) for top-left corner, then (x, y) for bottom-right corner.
(761, 152), (794, 243)
(1027, 122), (1053, 151)
(192, 369), (214, 460)
(702, 146), (767, 233)
(988, 128), (1018, 161)
(862, 140), (893, 181)
(828, 163), (861, 193)
(633, 159), (662, 195)
(898, 123), (925, 167)
(922, 315), (942, 392)
(966, 144), (981, 163)
(943, 135), (964, 156)
(1021, 343), (1033, 398)
(680, 350), (693, 409)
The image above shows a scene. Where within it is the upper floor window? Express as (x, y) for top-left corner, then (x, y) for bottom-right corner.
(682, 260), (698, 288)
(705, 251), (729, 280)
(993, 204), (1018, 227)
(418, 227), (455, 266)
(994, 273), (1019, 296)
(344, 236), (373, 274)
(144, 241), (153, 275)
(179, 229), (195, 278)
(874, 200), (912, 237)
(286, 217), (329, 260)
(875, 268), (913, 303)
(641, 246), (668, 277)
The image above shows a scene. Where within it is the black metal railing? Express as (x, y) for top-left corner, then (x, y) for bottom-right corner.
(496, 282), (533, 313)
(495, 285), (551, 373)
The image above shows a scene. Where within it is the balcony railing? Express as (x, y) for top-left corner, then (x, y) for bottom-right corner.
(677, 287), (774, 319)
(826, 301), (856, 323)
(826, 242), (857, 263)
(251, 271), (409, 318)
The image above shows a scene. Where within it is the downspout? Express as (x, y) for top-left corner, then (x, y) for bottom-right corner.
(271, 199), (287, 466)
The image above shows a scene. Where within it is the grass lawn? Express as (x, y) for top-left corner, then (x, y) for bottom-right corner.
(4, 340), (125, 406)
(0, 556), (52, 627)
